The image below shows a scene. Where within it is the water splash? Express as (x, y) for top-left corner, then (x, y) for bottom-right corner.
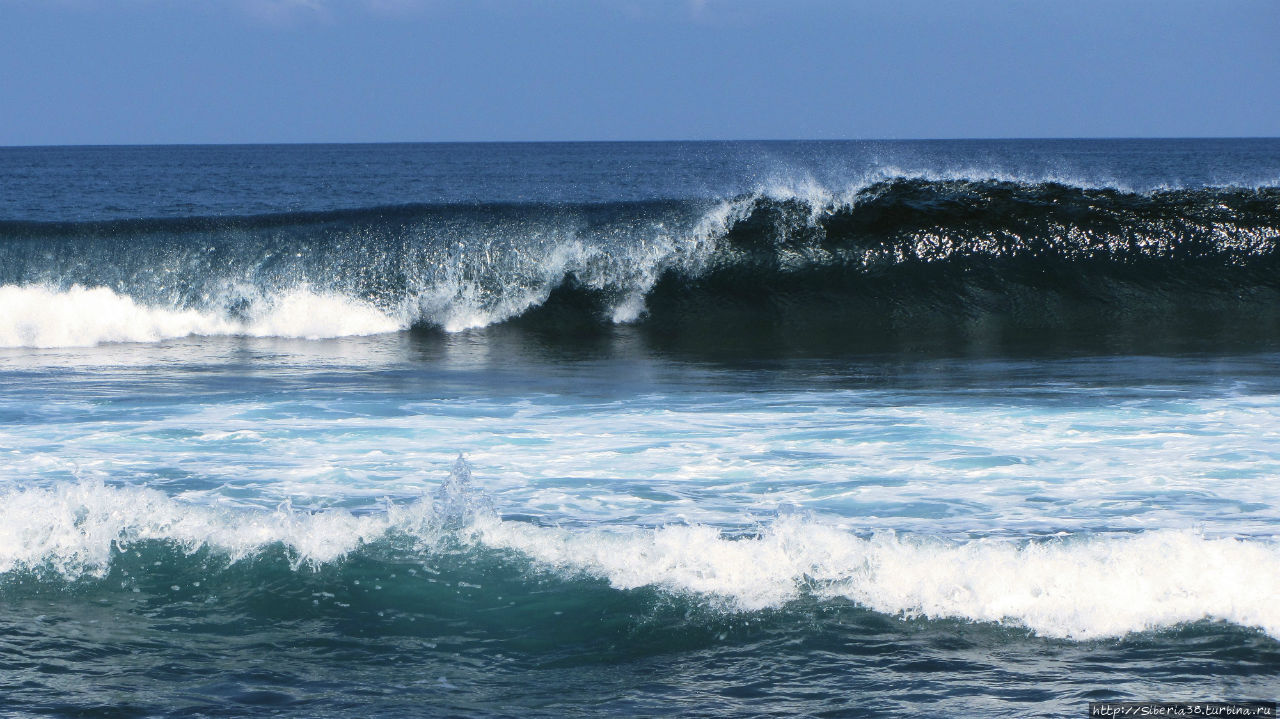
(431, 455), (494, 528)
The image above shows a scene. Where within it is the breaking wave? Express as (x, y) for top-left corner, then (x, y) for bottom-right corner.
(0, 284), (404, 348)
(1, 179), (1278, 348)
(2, 477), (1277, 641)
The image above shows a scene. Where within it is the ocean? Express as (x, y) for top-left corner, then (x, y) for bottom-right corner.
(0, 139), (1278, 717)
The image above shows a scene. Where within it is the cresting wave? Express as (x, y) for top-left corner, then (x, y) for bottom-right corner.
(1, 179), (1278, 348)
(2, 479), (1277, 641)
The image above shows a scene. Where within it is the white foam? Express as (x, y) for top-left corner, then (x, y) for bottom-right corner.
(476, 518), (1280, 639)
(2, 482), (1276, 641)
(237, 289), (406, 339)
(0, 482), (402, 573)
(0, 285), (231, 348)
(0, 284), (406, 348)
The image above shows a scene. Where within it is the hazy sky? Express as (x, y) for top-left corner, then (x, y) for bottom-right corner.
(1, 0), (1277, 144)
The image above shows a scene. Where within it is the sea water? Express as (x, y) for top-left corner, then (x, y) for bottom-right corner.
(1, 140), (1278, 717)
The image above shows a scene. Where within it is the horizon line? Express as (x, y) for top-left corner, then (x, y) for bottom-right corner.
(3, 135), (1280, 150)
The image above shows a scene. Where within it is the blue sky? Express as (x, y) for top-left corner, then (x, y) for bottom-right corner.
(1, 0), (1277, 144)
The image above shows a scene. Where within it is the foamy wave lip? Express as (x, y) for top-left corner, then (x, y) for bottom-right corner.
(238, 289), (406, 339)
(0, 285), (406, 348)
(2, 482), (1277, 641)
(0, 482), (422, 574)
(474, 518), (1280, 641)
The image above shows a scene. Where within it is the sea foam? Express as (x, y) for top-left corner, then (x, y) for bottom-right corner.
(0, 285), (406, 348)
(478, 518), (1280, 640)
(1, 481), (1275, 641)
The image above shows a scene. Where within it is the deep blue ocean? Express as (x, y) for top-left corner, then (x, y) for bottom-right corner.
(1, 140), (1279, 717)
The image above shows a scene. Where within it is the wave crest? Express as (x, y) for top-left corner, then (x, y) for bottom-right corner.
(2, 180), (1278, 348)
(2, 481), (1278, 641)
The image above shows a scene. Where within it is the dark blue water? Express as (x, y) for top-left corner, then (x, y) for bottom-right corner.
(4, 139), (1277, 222)
(1, 140), (1278, 717)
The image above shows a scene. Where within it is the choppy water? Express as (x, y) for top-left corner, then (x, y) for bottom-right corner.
(1, 140), (1278, 717)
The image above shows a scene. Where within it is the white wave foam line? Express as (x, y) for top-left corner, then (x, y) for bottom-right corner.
(0, 285), (406, 348)
(2, 482), (1277, 640)
(0, 482), (411, 574)
(239, 289), (405, 339)
(475, 518), (1280, 640)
